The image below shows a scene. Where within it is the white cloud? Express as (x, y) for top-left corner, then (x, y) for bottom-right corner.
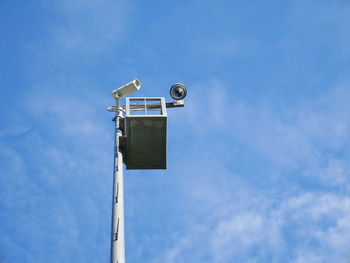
(150, 78), (350, 262)
(210, 212), (264, 262)
(150, 190), (350, 262)
(0, 88), (114, 262)
(2, 1), (350, 261)
(182, 78), (350, 187)
(0, 0), (132, 259)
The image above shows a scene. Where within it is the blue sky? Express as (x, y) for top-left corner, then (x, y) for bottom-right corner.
(1, 0), (350, 262)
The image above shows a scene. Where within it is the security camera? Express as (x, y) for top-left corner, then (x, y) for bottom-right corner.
(112, 79), (141, 99)
(170, 83), (187, 101)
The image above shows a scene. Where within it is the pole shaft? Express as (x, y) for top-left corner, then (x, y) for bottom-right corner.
(111, 104), (125, 263)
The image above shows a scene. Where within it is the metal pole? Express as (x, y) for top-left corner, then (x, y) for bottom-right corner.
(111, 99), (126, 263)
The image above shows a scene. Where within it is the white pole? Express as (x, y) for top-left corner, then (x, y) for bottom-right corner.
(111, 99), (126, 263)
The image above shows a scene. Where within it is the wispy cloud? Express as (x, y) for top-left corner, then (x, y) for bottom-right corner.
(150, 78), (350, 262)
(2, 0), (350, 262)
(0, 90), (113, 262)
(152, 190), (350, 262)
(0, 0), (133, 261)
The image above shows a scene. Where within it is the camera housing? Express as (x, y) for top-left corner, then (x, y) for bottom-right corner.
(112, 79), (141, 99)
(170, 83), (187, 101)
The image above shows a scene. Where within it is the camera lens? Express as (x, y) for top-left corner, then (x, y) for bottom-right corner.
(174, 88), (184, 97)
(170, 83), (187, 100)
